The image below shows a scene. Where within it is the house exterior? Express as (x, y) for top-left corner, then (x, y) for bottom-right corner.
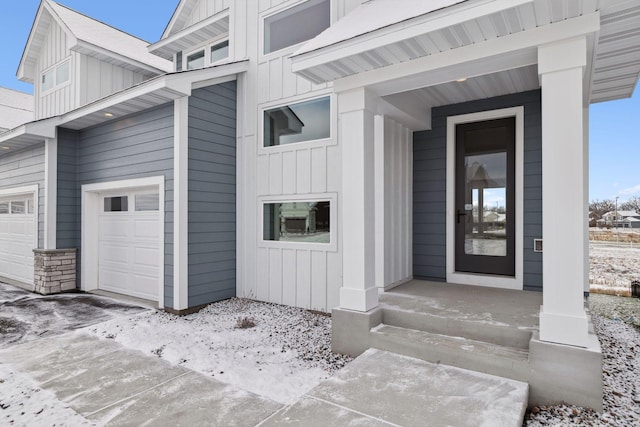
(1, 0), (639, 411)
(598, 210), (640, 228)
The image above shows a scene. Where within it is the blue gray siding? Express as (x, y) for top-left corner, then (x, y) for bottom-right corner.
(56, 104), (175, 304)
(413, 90), (543, 291)
(0, 145), (46, 248)
(187, 82), (237, 307)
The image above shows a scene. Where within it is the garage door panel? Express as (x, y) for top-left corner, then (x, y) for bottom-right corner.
(97, 189), (160, 302)
(0, 195), (36, 285)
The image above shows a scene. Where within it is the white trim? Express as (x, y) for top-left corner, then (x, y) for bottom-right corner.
(173, 97), (189, 310)
(44, 137), (57, 249)
(80, 176), (165, 308)
(257, 193), (338, 252)
(446, 106), (524, 290)
(0, 184), (39, 255)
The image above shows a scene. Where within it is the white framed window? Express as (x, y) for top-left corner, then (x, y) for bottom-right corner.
(185, 38), (230, 70)
(259, 193), (337, 251)
(135, 193), (160, 212)
(103, 196), (129, 213)
(0, 195), (35, 215)
(263, 0), (330, 55)
(263, 96), (331, 147)
(41, 59), (71, 94)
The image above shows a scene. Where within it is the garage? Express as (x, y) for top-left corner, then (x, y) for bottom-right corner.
(0, 192), (37, 285)
(97, 189), (161, 301)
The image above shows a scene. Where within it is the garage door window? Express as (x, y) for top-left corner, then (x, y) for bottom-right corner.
(11, 201), (25, 214)
(0, 202), (8, 214)
(104, 196), (128, 212)
(135, 193), (159, 211)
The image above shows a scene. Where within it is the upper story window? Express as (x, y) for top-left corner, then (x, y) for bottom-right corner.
(41, 60), (70, 93)
(264, 0), (330, 55)
(263, 96), (330, 147)
(186, 39), (230, 70)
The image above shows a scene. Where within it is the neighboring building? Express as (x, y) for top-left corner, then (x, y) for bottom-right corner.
(0, 0), (639, 411)
(598, 210), (640, 228)
(0, 87), (33, 132)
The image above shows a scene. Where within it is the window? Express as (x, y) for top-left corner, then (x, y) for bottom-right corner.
(185, 39), (229, 70)
(210, 40), (229, 63)
(0, 202), (8, 214)
(104, 196), (128, 212)
(187, 50), (205, 70)
(11, 201), (25, 214)
(41, 59), (71, 93)
(264, 96), (330, 147)
(264, 0), (330, 54)
(135, 193), (160, 211)
(263, 201), (330, 243)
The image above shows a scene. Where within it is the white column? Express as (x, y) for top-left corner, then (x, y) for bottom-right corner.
(173, 97), (189, 310)
(583, 106), (590, 295)
(338, 88), (379, 312)
(538, 37), (589, 347)
(44, 136), (58, 249)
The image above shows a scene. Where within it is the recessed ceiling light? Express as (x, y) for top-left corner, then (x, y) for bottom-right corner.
(104, 112), (114, 117)
(1, 146), (10, 150)
(456, 77), (468, 83)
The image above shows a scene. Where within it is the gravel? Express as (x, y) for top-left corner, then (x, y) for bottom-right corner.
(524, 294), (640, 426)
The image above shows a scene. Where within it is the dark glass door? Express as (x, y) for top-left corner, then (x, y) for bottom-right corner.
(455, 117), (515, 276)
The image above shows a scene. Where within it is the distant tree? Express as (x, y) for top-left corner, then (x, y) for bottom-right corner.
(620, 196), (640, 213)
(589, 199), (616, 226)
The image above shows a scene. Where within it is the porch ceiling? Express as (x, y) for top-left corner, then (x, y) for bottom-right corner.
(291, 0), (640, 104)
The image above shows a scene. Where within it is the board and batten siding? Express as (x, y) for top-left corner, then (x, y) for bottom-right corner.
(55, 104), (175, 304)
(375, 116), (413, 289)
(413, 90), (543, 291)
(77, 54), (148, 107)
(35, 18), (75, 120)
(0, 146), (46, 249)
(183, 0), (231, 28)
(187, 82), (237, 307)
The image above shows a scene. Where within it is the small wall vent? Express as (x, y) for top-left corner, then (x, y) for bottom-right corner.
(533, 239), (543, 253)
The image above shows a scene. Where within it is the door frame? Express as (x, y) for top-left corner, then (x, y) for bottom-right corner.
(446, 107), (524, 290)
(81, 176), (165, 307)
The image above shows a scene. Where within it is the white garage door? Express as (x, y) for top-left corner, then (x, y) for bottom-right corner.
(98, 191), (161, 301)
(0, 194), (36, 285)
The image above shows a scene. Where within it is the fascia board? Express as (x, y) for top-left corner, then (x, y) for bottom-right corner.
(150, 9), (230, 59)
(291, 0), (532, 72)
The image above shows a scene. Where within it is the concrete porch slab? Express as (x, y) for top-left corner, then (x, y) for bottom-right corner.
(381, 280), (542, 331)
(307, 349), (529, 427)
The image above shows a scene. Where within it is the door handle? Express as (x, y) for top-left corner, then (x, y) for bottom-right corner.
(456, 209), (467, 224)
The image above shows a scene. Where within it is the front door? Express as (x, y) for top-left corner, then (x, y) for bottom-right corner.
(455, 117), (515, 276)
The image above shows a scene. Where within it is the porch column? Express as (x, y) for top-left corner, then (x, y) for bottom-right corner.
(338, 88), (379, 312)
(538, 37), (589, 347)
(44, 135), (58, 249)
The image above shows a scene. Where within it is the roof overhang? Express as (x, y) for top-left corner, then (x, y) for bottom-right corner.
(150, 9), (230, 60)
(0, 60), (248, 155)
(291, 0), (639, 104)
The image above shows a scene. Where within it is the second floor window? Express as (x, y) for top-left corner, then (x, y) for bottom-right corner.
(41, 60), (70, 93)
(186, 39), (230, 70)
(264, 0), (330, 55)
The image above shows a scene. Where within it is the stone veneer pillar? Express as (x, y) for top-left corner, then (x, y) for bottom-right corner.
(33, 248), (77, 294)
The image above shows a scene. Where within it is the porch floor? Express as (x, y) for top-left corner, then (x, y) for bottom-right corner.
(380, 280), (542, 332)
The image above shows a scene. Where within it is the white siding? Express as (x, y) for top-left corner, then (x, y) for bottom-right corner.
(78, 54), (148, 107)
(184, 0), (232, 28)
(35, 19), (74, 120)
(375, 117), (413, 289)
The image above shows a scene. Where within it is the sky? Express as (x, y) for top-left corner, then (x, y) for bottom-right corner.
(0, 0), (638, 203)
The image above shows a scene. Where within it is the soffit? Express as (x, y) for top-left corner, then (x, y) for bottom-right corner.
(149, 10), (230, 60)
(292, 0), (639, 104)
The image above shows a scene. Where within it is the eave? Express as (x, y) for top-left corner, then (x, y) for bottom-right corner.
(150, 9), (230, 60)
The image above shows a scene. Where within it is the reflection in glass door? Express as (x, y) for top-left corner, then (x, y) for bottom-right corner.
(455, 118), (515, 276)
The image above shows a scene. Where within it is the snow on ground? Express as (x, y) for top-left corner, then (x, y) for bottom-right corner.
(0, 365), (95, 427)
(525, 294), (640, 426)
(589, 244), (640, 293)
(85, 298), (351, 405)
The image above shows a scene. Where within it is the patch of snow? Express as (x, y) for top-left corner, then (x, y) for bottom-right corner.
(0, 365), (95, 427)
(85, 298), (351, 405)
(590, 245), (640, 291)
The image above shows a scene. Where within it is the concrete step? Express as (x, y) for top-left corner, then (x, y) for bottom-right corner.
(370, 324), (530, 383)
(381, 304), (533, 349)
